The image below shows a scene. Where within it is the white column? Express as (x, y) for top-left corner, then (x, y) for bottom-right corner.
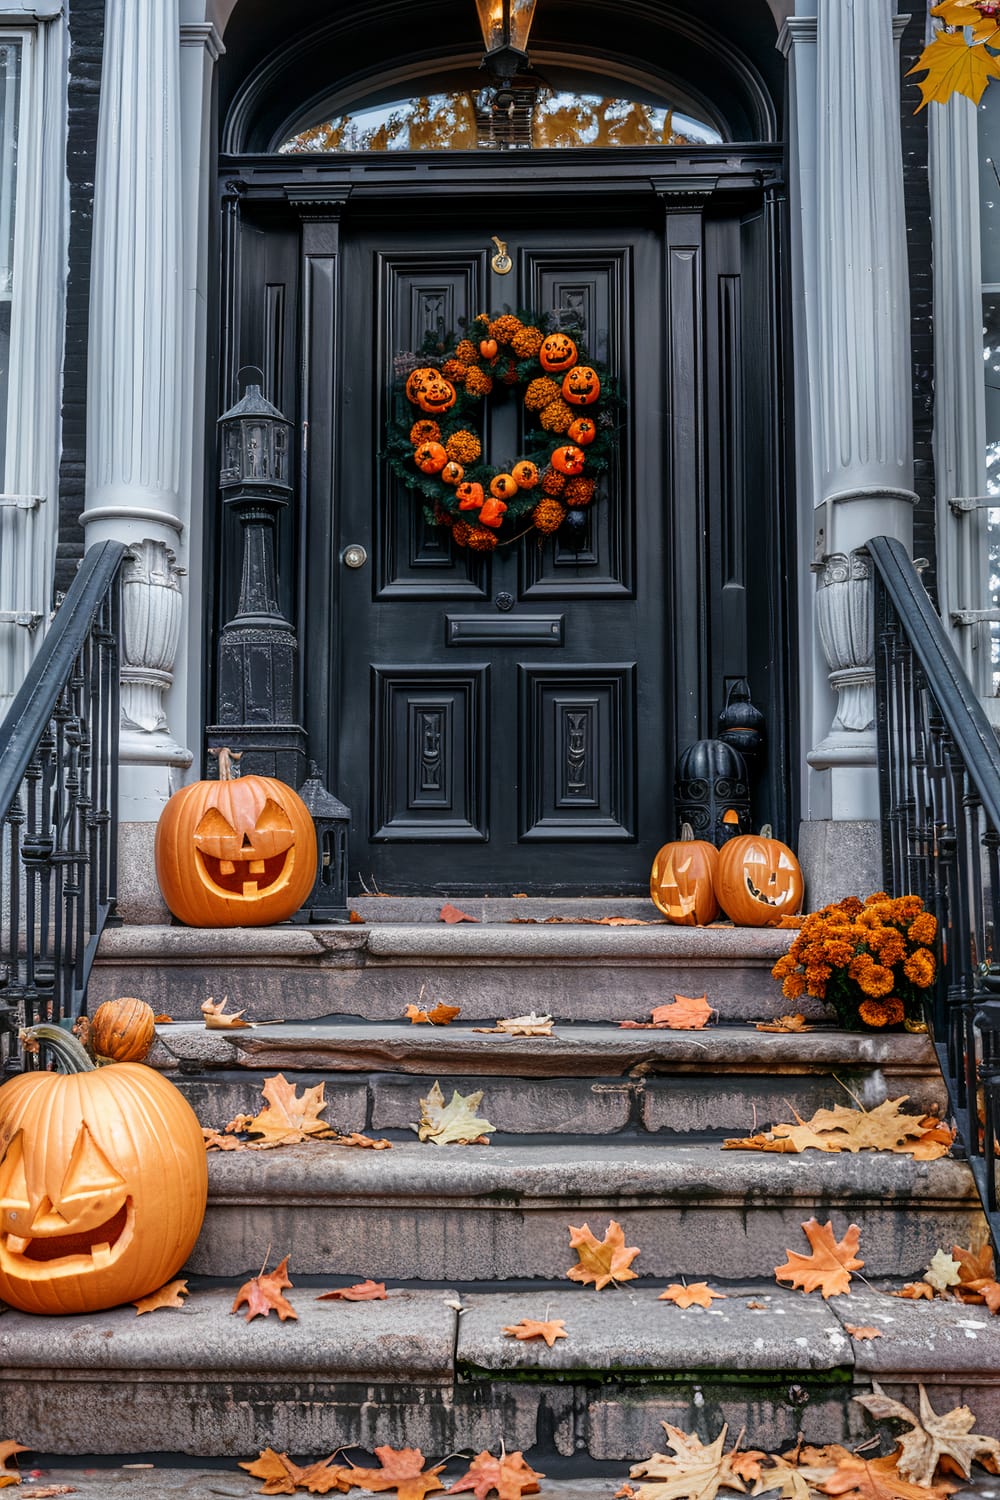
(805, 0), (916, 818)
(82, 0), (192, 815)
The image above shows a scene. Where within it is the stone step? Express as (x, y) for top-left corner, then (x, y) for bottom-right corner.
(190, 1139), (984, 1282)
(93, 922), (799, 1024)
(3, 1279), (998, 1462)
(151, 1022), (945, 1137)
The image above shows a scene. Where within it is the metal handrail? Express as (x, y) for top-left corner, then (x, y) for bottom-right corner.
(869, 534), (1000, 1254)
(0, 540), (126, 1076)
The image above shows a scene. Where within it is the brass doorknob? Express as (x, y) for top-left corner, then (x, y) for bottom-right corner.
(342, 544), (368, 569)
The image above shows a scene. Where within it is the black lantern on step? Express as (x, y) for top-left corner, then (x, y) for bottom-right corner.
(290, 762), (352, 924)
(674, 739), (752, 847)
(476, 0), (537, 87)
(717, 679), (766, 775)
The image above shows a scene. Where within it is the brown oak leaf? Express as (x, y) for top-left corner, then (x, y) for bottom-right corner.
(774, 1218), (864, 1298)
(853, 1383), (1000, 1486)
(347, 1445), (447, 1499)
(844, 1325), (882, 1341)
(501, 1317), (567, 1348)
(316, 1280), (387, 1301)
(232, 1074), (334, 1146)
(658, 1282), (727, 1309)
(446, 1449), (544, 1498)
(619, 995), (716, 1031)
(201, 994), (253, 1029)
(724, 1098), (953, 1160)
(567, 1219), (640, 1290)
(232, 1254), (297, 1323)
(439, 903), (478, 923)
(405, 1001), (462, 1025)
(133, 1278), (189, 1315)
(755, 1015), (812, 1033)
(0, 1441), (29, 1490)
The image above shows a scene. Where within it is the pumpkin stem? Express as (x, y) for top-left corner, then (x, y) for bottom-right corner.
(209, 746), (242, 782)
(18, 1024), (97, 1074)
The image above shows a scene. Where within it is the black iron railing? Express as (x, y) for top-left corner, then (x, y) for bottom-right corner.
(870, 533), (1000, 1253)
(0, 540), (125, 1078)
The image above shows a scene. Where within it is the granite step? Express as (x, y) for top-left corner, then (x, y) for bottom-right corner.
(3, 1279), (999, 1462)
(151, 1021), (946, 1137)
(189, 1139), (984, 1283)
(91, 922), (798, 1024)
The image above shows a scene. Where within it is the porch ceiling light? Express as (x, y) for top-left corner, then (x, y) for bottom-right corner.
(476, 0), (537, 87)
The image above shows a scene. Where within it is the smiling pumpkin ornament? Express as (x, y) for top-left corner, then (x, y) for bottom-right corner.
(155, 748), (317, 927)
(716, 825), (804, 927)
(0, 1025), (207, 1315)
(562, 365), (602, 406)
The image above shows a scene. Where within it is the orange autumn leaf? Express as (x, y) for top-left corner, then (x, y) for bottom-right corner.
(232, 1254), (297, 1323)
(153, 1012), (174, 1023)
(567, 1219), (640, 1290)
(816, 1453), (956, 1500)
(619, 995), (715, 1030)
(348, 1445), (447, 1499)
(349, 910), (365, 923)
(502, 1317), (568, 1348)
(446, 1449), (544, 1498)
(439, 902), (478, 923)
(844, 1324), (883, 1341)
(203, 1127), (245, 1151)
(952, 1242), (1000, 1314)
(774, 1218), (864, 1298)
(854, 1382), (1000, 1486)
(316, 1279), (387, 1302)
(658, 1281), (727, 1309)
(133, 1278), (189, 1315)
(932, 0), (1000, 40)
(0, 1441), (29, 1490)
(201, 994), (253, 1029)
(333, 1131), (392, 1150)
(229, 1074), (334, 1146)
(405, 1001), (462, 1025)
(724, 1098), (953, 1161)
(755, 1014), (812, 1033)
(908, 28), (1000, 110)
(892, 1281), (935, 1301)
(239, 1448), (352, 1495)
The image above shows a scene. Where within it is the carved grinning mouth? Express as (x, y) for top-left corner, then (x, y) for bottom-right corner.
(744, 872), (796, 908)
(196, 847), (291, 898)
(1, 1198), (134, 1273)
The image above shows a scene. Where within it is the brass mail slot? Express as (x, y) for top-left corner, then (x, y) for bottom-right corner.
(445, 614), (564, 646)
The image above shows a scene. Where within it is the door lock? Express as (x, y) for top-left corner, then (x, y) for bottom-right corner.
(342, 544), (368, 569)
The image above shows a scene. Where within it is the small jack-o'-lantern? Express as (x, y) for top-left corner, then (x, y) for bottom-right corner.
(650, 825), (720, 926)
(512, 460), (539, 489)
(551, 445), (586, 477)
(716, 826), (804, 927)
(568, 417), (596, 446)
(414, 441), (448, 474)
(490, 473), (519, 501)
(456, 481), (485, 510)
(562, 366), (601, 406)
(405, 366), (441, 403)
(479, 496), (507, 527)
(539, 333), (578, 372)
(155, 749), (317, 927)
(415, 375), (457, 414)
(441, 461), (464, 485)
(0, 1025), (207, 1315)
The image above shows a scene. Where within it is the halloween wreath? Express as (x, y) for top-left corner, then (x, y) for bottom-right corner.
(384, 312), (620, 551)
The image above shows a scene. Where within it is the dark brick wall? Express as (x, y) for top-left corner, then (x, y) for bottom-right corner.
(900, 10), (936, 598)
(55, 0), (104, 599)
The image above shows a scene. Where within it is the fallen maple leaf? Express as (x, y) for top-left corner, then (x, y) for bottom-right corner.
(446, 1449), (544, 1498)
(752, 1452), (838, 1500)
(201, 995), (252, 1029)
(628, 1423), (753, 1500)
(724, 1098), (953, 1160)
(232, 1254), (297, 1323)
(844, 1325), (882, 1341)
(908, 28), (1000, 110)
(774, 1218), (864, 1298)
(439, 902), (477, 923)
(133, 1278), (189, 1315)
(952, 1241), (1000, 1312)
(932, 0), (1000, 40)
(316, 1280), (387, 1301)
(658, 1282), (727, 1309)
(333, 1131), (392, 1150)
(0, 1441), (28, 1490)
(502, 1317), (567, 1347)
(202, 1127), (245, 1151)
(230, 1074), (334, 1146)
(239, 1448), (352, 1495)
(755, 1014), (812, 1033)
(854, 1382), (1000, 1486)
(413, 1080), (495, 1145)
(619, 995), (715, 1030)
(405, 1001), (462, 1025)
(923, 1248), (962, 1293)
(473, 1012), (555, 1036)
(567, 1219), (640, 1290)
(892, 1282), (935, 1301)
(349, 1445), (447, 1499)
(814, 1453), (955, 1500)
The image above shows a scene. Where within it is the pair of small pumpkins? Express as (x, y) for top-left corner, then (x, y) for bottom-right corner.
(651, 824), (804, 927)
(0, 998), (207, 1316)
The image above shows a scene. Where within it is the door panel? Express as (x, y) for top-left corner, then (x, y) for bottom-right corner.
(332, 221), (667, 893)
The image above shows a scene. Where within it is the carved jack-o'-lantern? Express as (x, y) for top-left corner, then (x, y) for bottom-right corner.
(551, 445), (586, 476)
(405, 366), (441, 403)
(415, 376), (457, 414)
(539, 333), (578, 372)
(562, 366), (601, 406)
(0, 1025), (207, 1316)
(650, 824), (720, 926)
(155, 749), (317, 927)
(716, 826), (804, 927)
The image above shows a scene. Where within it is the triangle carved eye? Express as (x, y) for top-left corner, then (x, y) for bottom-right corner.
(59, 1124), (127, 1205)
(255, 798), (293, 835)
(194, 807), (237, 841)
(0, 1131), (30, 1214)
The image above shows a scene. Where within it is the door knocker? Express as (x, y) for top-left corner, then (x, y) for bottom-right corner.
(491, 236), (512, 275)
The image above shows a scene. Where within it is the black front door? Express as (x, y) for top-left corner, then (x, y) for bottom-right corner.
(325, 220), (668, 894)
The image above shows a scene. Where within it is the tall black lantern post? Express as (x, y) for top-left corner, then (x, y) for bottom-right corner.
(206, 372), (307, 787)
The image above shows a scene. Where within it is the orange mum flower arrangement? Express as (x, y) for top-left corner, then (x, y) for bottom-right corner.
(771, 892), (937, 1030)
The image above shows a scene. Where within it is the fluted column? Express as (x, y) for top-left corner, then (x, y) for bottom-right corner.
(805, 0), (916, 813)
(82, 0), (192, 807)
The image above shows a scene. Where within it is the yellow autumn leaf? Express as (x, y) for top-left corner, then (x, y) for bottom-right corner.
(908, 29), (1000, 110)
